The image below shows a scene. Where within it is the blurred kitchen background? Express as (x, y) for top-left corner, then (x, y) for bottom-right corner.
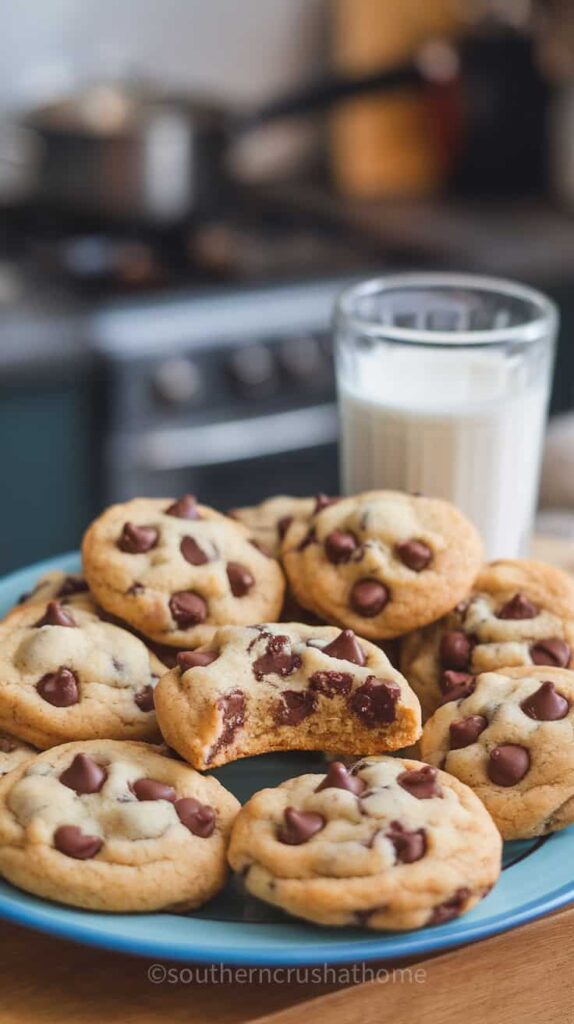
(1, 0), (574, 572)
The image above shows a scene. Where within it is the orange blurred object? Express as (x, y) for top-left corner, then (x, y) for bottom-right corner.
(331, 0), (464, 198)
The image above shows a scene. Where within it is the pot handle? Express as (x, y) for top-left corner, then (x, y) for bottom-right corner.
(237, 61), (423, 134)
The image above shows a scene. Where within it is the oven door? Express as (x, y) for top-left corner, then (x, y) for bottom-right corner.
(105, 403), (339, 508)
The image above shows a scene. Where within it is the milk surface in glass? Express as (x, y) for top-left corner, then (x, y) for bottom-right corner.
(340, 342), (549, 559)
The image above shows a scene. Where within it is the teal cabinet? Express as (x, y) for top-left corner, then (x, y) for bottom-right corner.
(0, 375), (95, 574)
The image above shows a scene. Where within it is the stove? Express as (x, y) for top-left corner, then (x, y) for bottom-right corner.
(93, 276), (357, 509)
(0, 186), (392, 295)
(0, 193), (404, 569)
(2, 187), (570, 573)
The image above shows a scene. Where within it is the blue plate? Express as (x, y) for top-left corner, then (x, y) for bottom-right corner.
(0, 552), (572, 964)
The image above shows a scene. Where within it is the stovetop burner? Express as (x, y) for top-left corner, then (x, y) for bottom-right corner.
(0, 188), (388, 300)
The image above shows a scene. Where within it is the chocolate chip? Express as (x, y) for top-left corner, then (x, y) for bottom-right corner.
(277, 515), (293, 540)
(169, 591), (207, 627)
(315, 761), (365, 794)
(350, 677), (400, 725)
(324, 530), (358, 564)
(321, 629), (366, 666)
(309, 670), (353, 698)
(54, 825), (103, 860)
(439, 671), (476, 704)
(520, 681), (570, 721)
(497, 592), (539, 620)
(398, 765), (442, 799)
(530, 638), (571, 668)
(253, 634), (300, 680)
(165, 494), (200, 519)
(214, 690), (245, 752)
(439, 631), (472, 671)
(314, 493), (339, 514)
(134, 685), (155, 712)
(350, 579), (389, 618)
(395, 539), (432, 572)
(118, 522), (158, 554)
(180, 536), (209, 566)
(488, 744), (530, 786)
(386, 821), (427, 863)
(449, 715), (488, 750)
(177, 649), (220, 671)
(277, 807), (325, 845)
(57, 577), (89, 597)
(60, 753), (107, 795)
(37, 667), (79, 707)
(429, 887), (470, 926)
(133, 778), (177, 802)
(274, 690), (316, 725)
(35, 601), (76, 628)
(175, 797), (216, 838)
(227, 562), (255, 597)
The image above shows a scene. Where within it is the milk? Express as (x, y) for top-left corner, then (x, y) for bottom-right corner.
(339, 345), (549, 558)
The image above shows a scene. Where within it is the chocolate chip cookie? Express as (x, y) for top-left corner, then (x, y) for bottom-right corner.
(421, 666), (574, 839)
(154, 623), (421, 770)
(228, 495), (317, 557)
(0, 599), (165, 748)
(0, 733), (36, 777)
(229, 494), (335, 623)
(228, 755), (501, 930)
(82, 495), (285, 647)
(0, 740), (239, 911)
(281, 491), (483, 641)
(13, 570), (93, 613)
(401, 559), (574, 721)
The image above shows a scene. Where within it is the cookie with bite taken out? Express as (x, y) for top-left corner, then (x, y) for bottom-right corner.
(154, 622), (421, 770)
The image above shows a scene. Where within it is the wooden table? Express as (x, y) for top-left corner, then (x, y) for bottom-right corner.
(3, 907), (574, 1024)
(4, 534), (573, 1023)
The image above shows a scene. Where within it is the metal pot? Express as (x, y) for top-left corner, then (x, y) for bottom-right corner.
(23, 84), (230, 224)
(20, 61), (429, 225)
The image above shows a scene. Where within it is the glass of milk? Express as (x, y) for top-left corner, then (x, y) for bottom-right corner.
(335, 273), (558, 558)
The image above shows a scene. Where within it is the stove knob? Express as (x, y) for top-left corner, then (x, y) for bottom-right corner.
(227, 344), (276, 396)
(278, 335), (325, 382)
(153, 358), (201, 405)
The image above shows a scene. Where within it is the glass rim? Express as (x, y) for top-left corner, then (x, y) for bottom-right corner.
(335, 272), (558, 347)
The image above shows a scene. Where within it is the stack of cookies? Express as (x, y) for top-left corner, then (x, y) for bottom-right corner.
(0, 488), (572, 932)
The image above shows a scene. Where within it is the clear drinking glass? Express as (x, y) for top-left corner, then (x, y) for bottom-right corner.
(335, 273), (558, 558)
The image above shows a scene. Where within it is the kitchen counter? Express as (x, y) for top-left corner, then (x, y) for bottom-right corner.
(1, 892), (572, 1023)
(261, 186), (574, 286)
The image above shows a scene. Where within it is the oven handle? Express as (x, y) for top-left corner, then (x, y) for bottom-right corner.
(134, 403), (339, 471)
